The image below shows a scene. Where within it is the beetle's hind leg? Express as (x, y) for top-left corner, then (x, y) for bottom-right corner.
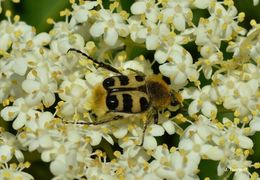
(67, 48), (122, 75)
(63, 115), (123, 125)
(140, 111), (158, 146)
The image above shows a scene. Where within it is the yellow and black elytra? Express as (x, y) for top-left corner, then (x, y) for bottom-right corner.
(67, 48), (182, 145)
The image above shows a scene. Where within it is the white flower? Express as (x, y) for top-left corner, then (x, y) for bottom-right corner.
(0, 71), (25, 102)
(71, 1), (98, 23)
(80, 124), (114, 146)
(208, 3), (246, 39)
(144, 22), (170, 50)
(159, 48), (199, 89)
(128, 16), (147, 43)
(143, 124), (165, 150)
(50, 33), (85, 55)
(17, 112), (55, 152)
(182, 85), (218, 117)
(179, 116), (224, 160)
(161, 0), (192, 31)
(196, 45), (222, 79)
(22, 66), (57, 107)
(194, 17), (221, 48)
(1, 98), (38, 129)
(90, 9), (129, 46)
(0, 132), (24, 163)
(216, 118), (254, 176)
(111, 146), (152, 179)
(0, 162), (34, 180)
(58, 76), (89, 117)
(150, 146), (200, 180)
(0, 19), (34, 51)
(225, 78), (260, 117)
(130, 0), (159, 23)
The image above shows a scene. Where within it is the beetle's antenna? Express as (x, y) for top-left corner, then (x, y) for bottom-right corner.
(67, 48), (123, 75)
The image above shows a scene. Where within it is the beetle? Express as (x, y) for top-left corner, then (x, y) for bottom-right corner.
(66, 48), (182, 145)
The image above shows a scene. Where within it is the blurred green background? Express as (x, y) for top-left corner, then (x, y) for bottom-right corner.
(0, 0), (259, 179)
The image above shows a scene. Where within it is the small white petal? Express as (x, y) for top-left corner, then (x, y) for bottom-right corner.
(13, 113), (27, 129)
(201, 101), (217, 117)
(104, 28), (118, 46)
(1, 106), (19, 121)
(188, 100), (200, 116)
(186, 152), (201, 168)
(103, 134), (114, 145)
(33, 32), (51, 46)
(130, 1), (146, 14)
(223, 97), (238, 109)
(162, 120), (175, 135)
(14, 150), (24, 162)
(173, 15), (186, 31)
(193, 0), (210, 9)
(217, 162), (226, 176)
(22, 79), (40, 93)
(25, 93), (42, 106)
(143, 136), (157, 150)
(159, 63), (175, 77)
(233, 172), (250, 180)
(155, 49), (168, 64)
(156, 167), (176, 179)
(13, 59), (28, 76)
(90, 22), (105, 37)
(60, 103), (75, 116)
(250, 116), (260, 131)
(0, 145), (12, 162)
(29, 141), (39, 152)
(0, 34), (11, 51)
(43, 92), (55, 107)
(90, 133), (102, 146)
(74, 9), (89, 23)
(113, 127), (128, 138)
(149, 124), (165, 136)
(178, 138), (193, 151)
(202, 145), (224, 160)
(146, 34), (159, 50)
(41, 151), (51, 162)
(39, 135), (53, 149)
(173, 72), (187, 86)
(238, 135), (253, 149)
(50, 159), (67, 176)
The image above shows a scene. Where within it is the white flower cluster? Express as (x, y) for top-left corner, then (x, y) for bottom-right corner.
(0, 0), (260, 179)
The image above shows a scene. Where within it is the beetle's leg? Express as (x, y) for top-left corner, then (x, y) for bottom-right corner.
(140, 119), (150, 146)
(68, 48), (122, 75)
(154, 111), (158, 124)
(63, 115), (123, 125)
(140, 110), (158, 146)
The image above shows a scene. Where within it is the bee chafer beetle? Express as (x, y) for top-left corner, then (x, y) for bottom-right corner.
(67, 48), (183, 145)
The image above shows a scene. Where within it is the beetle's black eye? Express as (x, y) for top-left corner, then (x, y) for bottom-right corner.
(103, 77), (115, 89)
(106, 95), (118, 110)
